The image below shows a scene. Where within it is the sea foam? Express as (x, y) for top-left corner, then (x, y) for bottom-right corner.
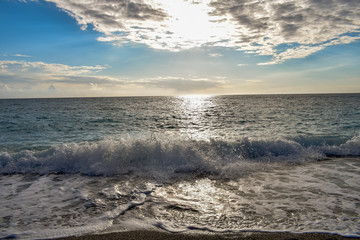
(1, 134), (359, 177)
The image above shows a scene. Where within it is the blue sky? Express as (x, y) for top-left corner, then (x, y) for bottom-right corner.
(0, 0), (359, 98)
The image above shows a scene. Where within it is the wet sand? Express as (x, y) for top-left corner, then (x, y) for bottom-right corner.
(57, 230), (359, 240)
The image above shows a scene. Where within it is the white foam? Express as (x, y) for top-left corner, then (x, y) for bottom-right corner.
(0, 174), (158, 239)
(146, 158), (360, 236)
(322, 135), (360, 156)
(1, 157), (359, 239)
(0, 134), (337, 178)
(0, 175), (112, 239)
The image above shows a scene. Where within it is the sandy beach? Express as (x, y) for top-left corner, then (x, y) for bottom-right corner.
(57, 230), (359, 240)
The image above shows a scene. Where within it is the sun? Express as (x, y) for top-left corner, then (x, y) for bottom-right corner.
(153, 0), (235, 49)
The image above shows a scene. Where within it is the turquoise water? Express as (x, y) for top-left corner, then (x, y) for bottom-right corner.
(0, 94), (359, 239)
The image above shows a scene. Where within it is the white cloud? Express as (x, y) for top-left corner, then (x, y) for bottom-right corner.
(209, 53), (223, 57)
(0, 60), (120, 91)
(237, 63), (248, 67)
(41, 0), (360, 62)
(257, 61), (278, 66)
(0, 60), (107, 76)
(259, 35), (360, 65)
(0, 59), (130, 97)
(246, 79), (263, 83)
(0, 60), (224, 95)
(90, 82), (103, 90)
(303, 64), (345, 73)
(13, 54), (31, 58)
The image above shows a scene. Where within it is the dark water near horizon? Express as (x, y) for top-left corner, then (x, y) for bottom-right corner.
(0, 94), (360, 239)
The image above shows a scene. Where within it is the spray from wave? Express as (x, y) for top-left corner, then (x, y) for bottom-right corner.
(1, 134), (359, 177)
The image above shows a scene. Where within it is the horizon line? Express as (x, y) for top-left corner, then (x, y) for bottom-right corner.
(1, 92), (360, 100)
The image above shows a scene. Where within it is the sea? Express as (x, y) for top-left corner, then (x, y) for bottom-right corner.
(0, 94), (359, 239)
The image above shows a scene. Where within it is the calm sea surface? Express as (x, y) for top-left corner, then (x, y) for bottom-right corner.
(0, 94), (359, 239)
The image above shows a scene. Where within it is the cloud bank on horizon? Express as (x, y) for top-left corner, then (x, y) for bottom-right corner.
(39, 0), (360, 64)
(0, 60), (224, 96)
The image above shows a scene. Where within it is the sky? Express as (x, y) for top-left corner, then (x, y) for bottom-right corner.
(0, 0), (359, 98)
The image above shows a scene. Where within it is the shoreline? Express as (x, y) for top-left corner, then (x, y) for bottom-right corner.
(57, 230), (360, 240)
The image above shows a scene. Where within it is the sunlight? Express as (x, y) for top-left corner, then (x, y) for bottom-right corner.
(154, 179), (228, 216)
(178, 94), (212, 112)
(175, 94), (215, 140)
(155, 0), (236, 48)
(167, 1), (214, 41)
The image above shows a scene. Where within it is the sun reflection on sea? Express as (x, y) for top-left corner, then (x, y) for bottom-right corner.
(175, 95), (217, 141)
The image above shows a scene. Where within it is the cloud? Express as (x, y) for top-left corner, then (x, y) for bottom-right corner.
(41, 0), (236, 50)
(257, 61), (278, 66)
(209, 53), (223, 57)
(0, 60), (118, 88)
(0, 60), (107, 76)
(13, 54), (32, 58)
(44, 0), (168, 39)
(40, 0), (359, 62)
(90, 82), (104, 90)
(303, 64), (345, 73)
(138, 76), (224, 92)
(0, 59), (132, 97)
(0, 83), (9, 90)
(2, 53), (32, 58)
(0, 60), (223, 95)
(237, 64), (248, 67)
(246, 79), (263, 83)
(209, 0), (360, 63)
(258, 35), (360, 65)
(48, 84), (56, 91)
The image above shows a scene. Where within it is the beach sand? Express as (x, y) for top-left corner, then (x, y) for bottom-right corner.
(57, 230), (359, 240)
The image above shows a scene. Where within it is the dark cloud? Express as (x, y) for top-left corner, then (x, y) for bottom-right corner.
(209, 0), (360, 62)
(83, 8), (123, 28)
(209, 0), (270, 31)
(281, 23), (299, 37)
(272, 2), (298, 15)
(277, 14), (304, 23)
(123, 1), (167, 20)
(50, 0), (167, 32)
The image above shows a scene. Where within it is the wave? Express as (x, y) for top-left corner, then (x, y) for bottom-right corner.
(1, 135), (359, 177)
(319, 136), (360, 157)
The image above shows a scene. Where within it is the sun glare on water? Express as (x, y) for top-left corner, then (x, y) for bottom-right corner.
(175, 94), (216, 140)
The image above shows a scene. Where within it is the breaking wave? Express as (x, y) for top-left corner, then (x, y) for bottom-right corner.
(1, 135), (359, 177)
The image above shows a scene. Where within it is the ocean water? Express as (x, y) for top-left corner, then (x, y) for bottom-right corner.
(0, 94), (359, 239)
